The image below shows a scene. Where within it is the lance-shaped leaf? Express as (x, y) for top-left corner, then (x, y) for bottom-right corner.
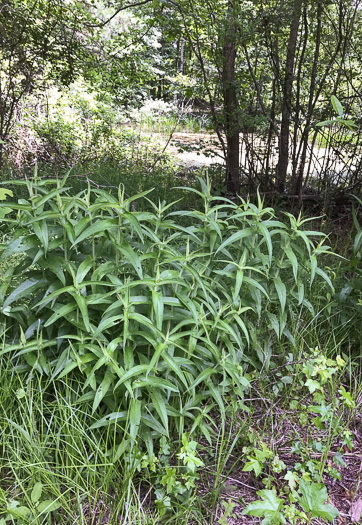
(149, 387), (169, 435)
(72, 219), (119, 246)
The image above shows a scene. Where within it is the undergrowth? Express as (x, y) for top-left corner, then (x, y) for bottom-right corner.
(0, 175), (360, 524)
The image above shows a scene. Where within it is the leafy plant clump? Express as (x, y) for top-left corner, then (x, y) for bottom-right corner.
(0, 175), (334, 458)
(0, 482), (60, 525)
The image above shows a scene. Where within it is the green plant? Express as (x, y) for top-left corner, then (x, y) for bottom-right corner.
(336, 196), (362, 323)
(130, 99), (209, 135)
(0, 361), (163, 525)
(0, 482), (60, 524)
(241, 435), (340, 523)
(242, 441), (274, 478)
(317, 96), (361, 338)
(218, 499), (236, 524)
(153, 434), (204, 517)
(0, 174), (335, 459)
(316, 95), (358, 132)
(0, 188), (13, 219)
(242, 465), (339, 524)
(242, 480), (339, 524)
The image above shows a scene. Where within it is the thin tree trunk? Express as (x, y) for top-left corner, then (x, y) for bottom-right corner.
(223, 1), (239, 193)
(180, 38), (185, 73)
(292, 0), (322, 197)
(291, 6), (308, 184)
(276, 0), (303, 194)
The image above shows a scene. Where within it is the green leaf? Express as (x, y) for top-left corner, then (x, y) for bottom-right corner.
(233, 269), (243, 301)
(315, 267), (334, 292)
(337, 118), (357, 130)
(216, 228), (254, 254)
(339, 385), (355, 408)
(71, 292), (91, 332)
(354, 230), (362, 255)
(298, 480), (339, 521)
(76, 255), (94, 286)
(124, 187), (154, 206)
(243, 276), (269, 298)
(258, 222), (272, 265)
(5, 419), (32, 444)
(284, 244), (298, 282)
(73, 219), (118, 246)
(152, 290), (164, 331)
(141, 412), (168, 435)
(90, 411), (127, 429)
(116, 239), (143, 279)
(187, 368), (217, 392)
(33, 220), (49, 253)
(134, 376), (179, 392)
(207, 380), (225, 423)
(162, 351), (188, 388)
(92, 371), (114, 414)
(284, 471), (299, 490)
(147, 342), (166, 375)
(149, 388), (169, 435)
(31, 482), (43, 503)
(42, 255), (66, 285)
(316, 120), (335, 127)
(44, 303), (78, 327)
(310, 255), (317, 284)
(15, 388), (26, 399)
(274, 276), (286, 313)
(233, 313), (250, 344)
(0, 188), (13, 200)
(331, 95), (344, 117)
(124, 211), (144, 242)
(0, 206), (12, 218)
(242, 489), (285, 522)
(305, 379), (321, 393)
(243, 458), (263, 477)
(36, 500), (61, 514)
(4, 278), (46, 308)
(129, 398), (141, 440)
(8, 506), (31, 518)
(36, 285), (75, 307)
(114, 365), (149, 390)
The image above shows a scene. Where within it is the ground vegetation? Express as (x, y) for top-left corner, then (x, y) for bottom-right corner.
(0, 1), (361, 523)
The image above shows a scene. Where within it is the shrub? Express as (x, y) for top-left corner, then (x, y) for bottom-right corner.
(0, 176), (333, 455)
(4, 84), (177, 172)
(335, 196), (362, 330)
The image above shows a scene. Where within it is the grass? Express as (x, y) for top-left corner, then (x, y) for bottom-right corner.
(1, 346), (360, 524)
(136, 113), (210, 135)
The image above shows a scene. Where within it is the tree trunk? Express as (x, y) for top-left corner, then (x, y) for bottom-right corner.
(223, 2), (239, 193)
(292, 0), (322, 198)
(180, 38), (185, 73)
(276, 0), (303, 194)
